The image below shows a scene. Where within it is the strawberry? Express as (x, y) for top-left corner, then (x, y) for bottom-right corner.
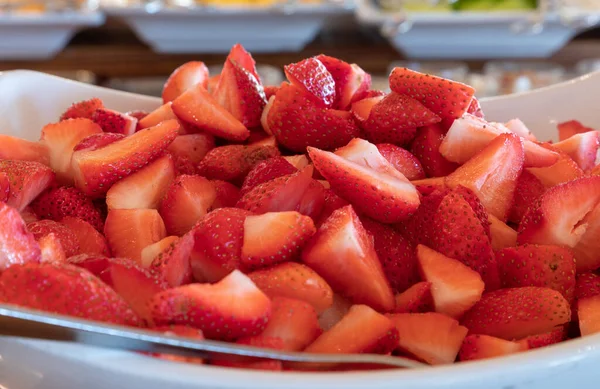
(243, 297), (322, 351)
(0, 262), (141, 326)
(0, 135), (49, 165)
(149, 325), (205, 365)
(389, 67), (475, 120)
(227, 43), (261, 80)
(459, 334), (527, 362)
(496, 245), (576, 303)
(488, 214), (517, 251)
(30, 186), (104, 232)
(410, 124), (459, 178)
(248, 133), (276, 147)
(207, 74), (220, 93)
(240, 157), (297, 195)
(158, 175), (217, 236)
(305, 305), (398, 357)
(508, 170), (546, 225)
(104, 209), (167, 263)
(576, 273), (600, 300)
(72, 120), (179, 198)
(20, 206), (39, 224)
(0, 202), (40, 271)
(60, 216), (110, 257)
(397, 188), (450, 246)
(318, 294), (352, 331)
(60, 98), (104, 121)
(210, 180), (241, 210)
(446, 133), (525, 221)
(248, 262), (334, 314)
(189, 207), (251, 283)
(461, 286), (571, 340)
(361, 217), (418, 294)
(393, 282), (434, 313)
(417, 245), (485, 319)
(150, 270), (271, 340)
(315, 188), (349, 227)
(301, 205), (395, 312)
(362, 93), (441, 146)
(505, 118), (536, 141)
(213, 336), (284, 371)
(171, 84), (250, 142)
(27, 220), (79, 258)
(518, 326), (567, 349)
(526, 146), (584, 188)
(0, 172), (9, 203)
(73, 132), (125, 152)
(213, 57), (267, 128)
(92, 108), (138, 136)
(260, 96), (275, 135)
(387, 312), (468, 365)
(267, 83), (360, 152)
(284, 155), (310, 170)
(453, 185), (491, 240)
(162, 61), (209, 104)
(466, 97), (484, 118)
(411, 177), (446, 196)
(574, 201), (600, 274)
(315, 55), (371, 110)
(350, 95), (384, 126)
(138, 103), (178, 130)
(150, 231), (194, 287)
(263, 85), (279, 100)
(38, 233), (66, 264)
(197, 144), (280, 185)
(140, 236), (179, 268)
(376, 143), (425, 181)
(577, 275), (600, 336)
(167, 133), (215, 166)
(308, 145), (420, 223)
(241, 211), (316, 271)
(126, 110), (149, 130)
(552, 131), (599, 172)
(557, 120), (594, 141)
(284, 57), (336, 107)
(66, 254), (111, 283)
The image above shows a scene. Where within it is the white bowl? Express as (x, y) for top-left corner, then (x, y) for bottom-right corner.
(1, 70), (600, 389)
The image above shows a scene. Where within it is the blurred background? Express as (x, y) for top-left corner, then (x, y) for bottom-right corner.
(2, 0), (600, 97)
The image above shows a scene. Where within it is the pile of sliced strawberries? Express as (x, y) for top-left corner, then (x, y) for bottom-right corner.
(2, 43), (600, 370)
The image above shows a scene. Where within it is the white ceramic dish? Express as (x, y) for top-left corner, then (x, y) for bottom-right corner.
(1, 69), (600, 389)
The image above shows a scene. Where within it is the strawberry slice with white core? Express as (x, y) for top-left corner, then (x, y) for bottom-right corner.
(162, 61), (209, 104)
(0, 160), (55, 212)
(92, 108), (138, 136)
(0, 135), (49, 165)
(393, 282), (434, 314)
(350, 95), (384, 125)
(284, 57), (336, 108)
(504, 118), (536, 141)
(0, 202), (41, 271)
(140, 236), (179, 268)
(526, 150), (584, 189)
(552, 131), (600, 172)
(138, 102), (178, 130)
(38, 233), (66, 264)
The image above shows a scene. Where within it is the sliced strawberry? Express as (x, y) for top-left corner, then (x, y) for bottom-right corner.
(466, 97), (484, 118)
(518, 326), (567, 349)
(576, 273), (600, 300)
(397, 188), (450, 246)
(283, 155), (309, 171)
(0, 202), (40, 271)
(28, 220), (79, 258)
(459, 334), (527, 362)
(140, 236), (179, 268)
(189, 207), (250, 283)
(167, 133), (215, 167)
(0, 135), (49, 165)
(104, 209), (167, 263)
(578, 294), (600, 336)
(19, 206), (39, 224)
(267, 83), (360, 152)
(66, 254), (111, 283)
(363, 93), (441, 146)
(389, 67), (475, 120)
(315, 188), (349, 227)
(0, 262), (141, 326)
(30, 186), (104, 232)
(411, 177), (447, 196)
(351, 89), (386, 103)
(240, 157), (297, 195)
(73, 132), (125, 152)
(210, 180), (241, 210)
(526, 146), (584, 188)
(387, 312), (468, 365)
(410, 124), (459, 178)
(263, 85), (279, 100)
(453, 185), (491, 240)
(284, 57), (336, 108)
(504, 118), (536, 140)
(350, 95), (384, 126)
(376, 143), (425, 181)
(260, 96), (275, 135)
(461, 286), (571, 340)
(318, 294), (353, 331)
(138, 103), (178, 130)
(126, 110), (149, 129)
(571, 201), (600, 272)
(213, 336), (284, 371)
(162, 61), (209, 104)
(227, 43), (260, 80)
(295, 179), (327, 222)
(417, 245), (484, 319)
(301, 205), (395, 312)
(60, 216), (110, 257)
(158, 175), (217, 236)
(150, 231), (194, 287)
(552, 131), (599, 172)
(247, 132), (276, 147)
(150, 270), (271, 340)
(149, 325), (205, 365)
(446, 133), (525, 221)
(393, 282), (434, 313)
(92, 108), (138, 136)
(315, 55), (371, 110)
(488, 214), (517, 251)
(38, 233), (66, 264)
(557, 120), (594, 141)
(508, 170), (546, 225)
(72, 120), (179, 198)
(0, 172), (8, 203)
(241, 211), (316, 271)
(197, 144), (280, 185)
(248, 262), (334, 314)
(172, 84), (249, 142)
(60, 98), (104, 121)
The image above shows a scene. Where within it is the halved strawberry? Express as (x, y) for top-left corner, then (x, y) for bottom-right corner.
(150, 231), (194, 287)
(466, 97), (484, 118)
(459, 334), (527, 362)
(301, 205), (395, 312)
(72, 120), (179, 198)
(28, 220), (79, 258)
(210, 180), (241, 210)
(417, 244), (484, 319)
(350, 95), (384, 126)
(150, 270), (271, 340)
(284, 57), (336, 108)
(410, 124), (459, 178)
(240, 157), (297, 195)
(92, 108), (138, 136)
(267, 83), (360, 152)
(172, 84), (250, 142)
(140, 236), (179, 268)
(38, 233), (66, 264)
(104, 209), (167, 263)
(508, 170), (546, 225)
(526, 150), (584, 189)
(241, 211), (316, 271)
(106, 154), (176, 211)
(30, 186), (104, 232)
(197, 144), (280, 184)
(0, 135), (49, 165)
(411, 177), (447, 196)
(60, 216), (110, 257)
(393, 282), (434, 313)
(461, 286), (571, 340)
(66, 254), (111, 283)
(248, 262), (334, 314)
(315, 55), (371, 110)
(138, 103), (178, 130)
(60, 98), (104, 121)
(0, 262), (141, 326)
(552, 131), (599, 172)
(73, 132), (125, 152)
(162, 61), (209, 104)
(167, 133), (215, 167)
(389, 67), (475, 120)
(189, 207), (251, 283)
(362, 93), (441, 146)
(158, 175), (217, 236)
(518, 326), (567, 349)
(488, 214), (517, 251)
(557, 120), (594, 141)
(376, 143), (426, 181)
(0, 202), (40, 271)
(387, 312), (468, 365)
(446, 133), (525, 221)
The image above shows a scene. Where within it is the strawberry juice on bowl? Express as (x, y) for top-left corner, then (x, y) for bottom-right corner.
(1, 48), (600, 389)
